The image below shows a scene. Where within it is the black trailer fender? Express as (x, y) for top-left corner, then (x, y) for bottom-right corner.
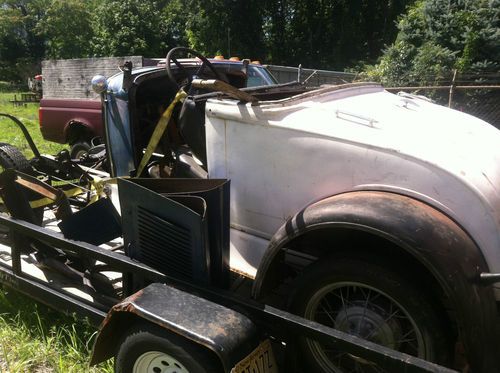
(252, 190), (500, 372)
(90, 283), (258, 371)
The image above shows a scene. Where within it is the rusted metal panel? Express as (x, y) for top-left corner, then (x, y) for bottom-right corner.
(91, 283), (258, 371)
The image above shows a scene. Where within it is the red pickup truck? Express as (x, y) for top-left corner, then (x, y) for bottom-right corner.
(38, 57), (278, 158)
(39, 98), (103, 158)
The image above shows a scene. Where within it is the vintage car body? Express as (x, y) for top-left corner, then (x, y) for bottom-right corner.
(98, 56), (500, 371)
(205, 83), (500, 284)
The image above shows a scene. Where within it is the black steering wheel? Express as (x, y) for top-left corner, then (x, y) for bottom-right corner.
(165, 47), (224, 90)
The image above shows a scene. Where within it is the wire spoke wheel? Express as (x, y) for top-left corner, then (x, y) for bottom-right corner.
(133, 351), (190, 373)
(290, 258), (451, 373)
(304, 282), (425, 373)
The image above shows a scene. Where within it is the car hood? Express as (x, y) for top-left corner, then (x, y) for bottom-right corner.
(208, 82), (500, 230)
(262, 84), (500, 203)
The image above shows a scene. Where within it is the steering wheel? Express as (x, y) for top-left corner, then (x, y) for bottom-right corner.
(165, 47), (224, 90)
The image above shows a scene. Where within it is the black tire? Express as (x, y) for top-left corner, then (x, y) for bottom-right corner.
(115, 322), (221, 373)
(289, 257), (451, 372)
(0, 143), (32, 173)
(70, 141), (91, 159)
(0, 143), (42, 241)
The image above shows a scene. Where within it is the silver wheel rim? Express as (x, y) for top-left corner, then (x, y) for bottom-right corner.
(73, 149), (88, 159)
(133, 351), (190, 373)
(304, 281), (427, 373)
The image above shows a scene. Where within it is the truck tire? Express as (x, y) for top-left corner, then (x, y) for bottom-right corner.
(0, 143), (42, 241)
(115, 322), (221, 373)
(289, 257), (451, 372)
(70, 141), (91, 159)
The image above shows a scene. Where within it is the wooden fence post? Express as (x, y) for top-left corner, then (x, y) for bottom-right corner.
(448, 69), (457, 108)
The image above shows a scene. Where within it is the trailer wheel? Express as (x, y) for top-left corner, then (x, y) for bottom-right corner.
(115, 322), (220, 373)
(289, 257), (451, 372)
(0, 143), (42, 240)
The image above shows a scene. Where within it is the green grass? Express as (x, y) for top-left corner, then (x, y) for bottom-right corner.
(0, 287), (113, 372)
(0, 93), (112, 372)
(0, 92), (66, 157)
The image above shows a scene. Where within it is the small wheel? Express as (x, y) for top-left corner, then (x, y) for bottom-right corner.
(70, 141), (91, 159)
(115, 322), (220, 373)
(289, 257), (451, 372)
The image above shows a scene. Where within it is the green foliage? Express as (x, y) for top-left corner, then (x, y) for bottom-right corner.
(0, 287), (112, 372)
(370, 0), (500, 86)
(263, 0), (415, 69)
(35, 0), (94, 59)
(91, 0), (166, 57)
(162, 0), (266, 61)
(0, 0), (416, 82)
(0, 0), (48, 81)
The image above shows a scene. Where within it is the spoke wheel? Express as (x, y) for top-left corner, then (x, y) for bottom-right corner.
(290, 257), (451, 372)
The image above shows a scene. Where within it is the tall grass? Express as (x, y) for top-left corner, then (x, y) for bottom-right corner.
(0, 93), (112, 371)
(0, 287), (113, 372)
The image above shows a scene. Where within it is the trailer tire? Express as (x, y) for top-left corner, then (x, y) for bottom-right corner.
(289, 257), (451, 372)
(115, 322), (221, 373)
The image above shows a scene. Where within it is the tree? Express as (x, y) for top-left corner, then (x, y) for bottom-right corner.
(165, 0), (266, 61)
(263, 0), (414, 69)
(0, 0), (48, 81)
(91, 0), (166, 57)
(35, 0), (93, 59)
(368, 0), (500, 86)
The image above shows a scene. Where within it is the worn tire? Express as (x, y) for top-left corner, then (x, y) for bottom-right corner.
(115, 322), (221, 373)
(70, 141), (91, 159)
(289, 257), (451, 372)
(0, 143), (43, 241)
(0, 143), (32, 173)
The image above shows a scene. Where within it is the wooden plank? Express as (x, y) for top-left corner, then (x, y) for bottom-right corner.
(41, 56), (145, 99)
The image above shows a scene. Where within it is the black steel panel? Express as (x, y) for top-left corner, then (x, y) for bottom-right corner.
(58, 197), (122, 245)
(118, 178), (230, 287)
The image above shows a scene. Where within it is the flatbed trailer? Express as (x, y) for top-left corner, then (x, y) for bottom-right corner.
(0, 176), (457, 373)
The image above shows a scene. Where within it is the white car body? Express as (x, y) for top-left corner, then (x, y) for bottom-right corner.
(205, 83), (500, 298)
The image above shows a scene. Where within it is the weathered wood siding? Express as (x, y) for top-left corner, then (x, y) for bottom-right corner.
(41, 56), (144, 99)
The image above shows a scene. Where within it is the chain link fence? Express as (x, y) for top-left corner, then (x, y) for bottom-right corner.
(384, 70), (500, 129)
(267, 66), (500, 129)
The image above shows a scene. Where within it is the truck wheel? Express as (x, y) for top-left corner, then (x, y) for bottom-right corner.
(115, 322), (220, 373)
(289, 257), (451, 372)
(0, 143), (42, 241)
(70, 141), (91, 159)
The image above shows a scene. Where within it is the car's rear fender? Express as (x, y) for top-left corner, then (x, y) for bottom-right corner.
(252, 190), (500, 372)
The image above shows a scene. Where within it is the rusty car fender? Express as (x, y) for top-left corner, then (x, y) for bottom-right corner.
(90, 283), (258, 372)
(252, 190), (500, 372)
